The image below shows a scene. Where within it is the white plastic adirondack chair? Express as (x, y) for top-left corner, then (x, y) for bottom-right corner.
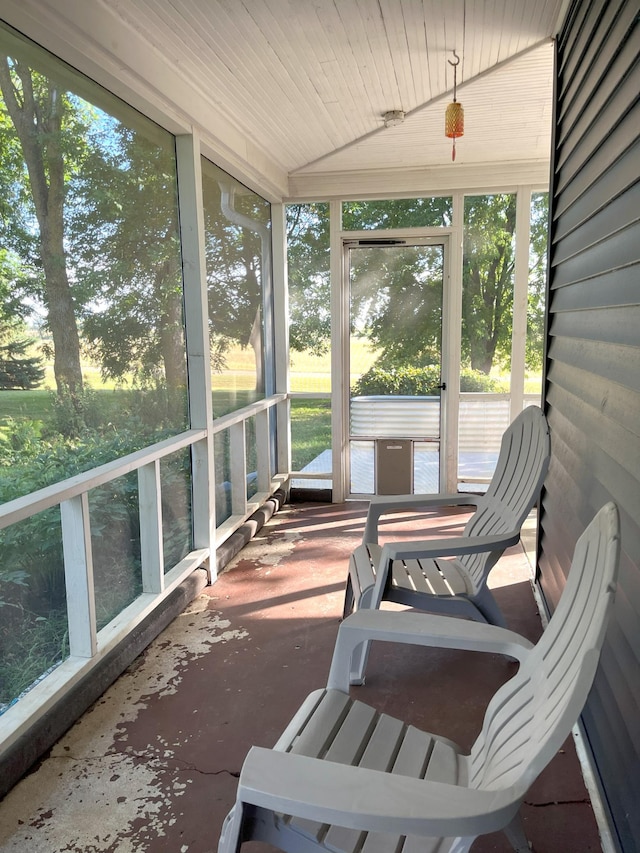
(218, 502), (620, 853)
(345, 405), (550, 683)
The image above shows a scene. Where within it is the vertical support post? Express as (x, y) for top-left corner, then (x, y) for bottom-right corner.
(445, 192), (464, 493)
(255, 408), (271, 493)
(61, 494), (97, 658)
(330, 199), (346, 502)
(511, 187), (531, 420)
(271, 203), (291, 482)
(138, 460), (164, 593)
(230, 421), (247, 516)
(175, 133), (216, 579)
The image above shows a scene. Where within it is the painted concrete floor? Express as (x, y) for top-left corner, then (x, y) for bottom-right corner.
(0, 502), (603, 852)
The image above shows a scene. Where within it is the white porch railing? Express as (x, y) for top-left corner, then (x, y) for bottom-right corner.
(0, 394), (288, 756)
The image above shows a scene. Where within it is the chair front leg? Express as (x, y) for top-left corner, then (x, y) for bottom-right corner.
(348, 553), (391, 684)
(347, 582), (378, 684)
(218, 803), (245, 853)
(472, 585), (507, 628)
(503, 811), (532, 852)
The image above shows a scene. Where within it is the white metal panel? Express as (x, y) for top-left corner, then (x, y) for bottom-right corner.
(351, 397), (440, 438)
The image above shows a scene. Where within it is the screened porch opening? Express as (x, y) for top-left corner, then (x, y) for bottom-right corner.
(1, 0), (636, 850)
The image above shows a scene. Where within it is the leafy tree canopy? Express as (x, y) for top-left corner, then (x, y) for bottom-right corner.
(0, 53), (189, 403)
(287, 194), (548, 376)
(202, 168), (271, 390)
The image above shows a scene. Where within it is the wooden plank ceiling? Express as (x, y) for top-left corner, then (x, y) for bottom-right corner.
(1, 0), (563, 198)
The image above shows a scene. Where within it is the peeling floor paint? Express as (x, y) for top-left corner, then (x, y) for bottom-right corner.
(0, 598), (247, 853)
(0, 503), (603, 853)
(223, 528), (303, 571)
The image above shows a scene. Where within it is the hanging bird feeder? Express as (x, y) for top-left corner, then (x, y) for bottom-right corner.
(445, 51), (464, 161)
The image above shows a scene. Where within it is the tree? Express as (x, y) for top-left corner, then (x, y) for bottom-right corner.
(0, 54), (189, 415)
(0, 57), (84, 397)
(286, 203), (331, 356)
(0, 336), (44, 390)
(349, 243), (443, 368)
(202, 169), (270, 393)
(462, 194), (516, 373)
(286, 199), (451, 364)
(526, 193), (549, 372)
(72, 124), (186, 394)
(0, 250), (44, 390)
(286, 194), (548, 376)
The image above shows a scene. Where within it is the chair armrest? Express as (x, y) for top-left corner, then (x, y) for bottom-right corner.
(363, 492), (481, 544)
(328, 610), (533, 690)
(366, 531), (520, 614)
(379, 530), (520, 563)
(237, 746), (520, 838)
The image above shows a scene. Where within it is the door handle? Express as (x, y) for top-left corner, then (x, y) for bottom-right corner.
(438, 382), (447, 391)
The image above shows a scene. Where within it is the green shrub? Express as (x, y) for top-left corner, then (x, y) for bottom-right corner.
(352, 364), (503, 396)
(352, 365), (441, 396)
(459, 368), (505, 392)
(0, 393), (191, 710)
(43, 385), (188, 441)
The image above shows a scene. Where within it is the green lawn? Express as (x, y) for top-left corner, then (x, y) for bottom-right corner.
(0, 345), (542, 469)
(290, 398), (332, 470)
(0, 390), (50, 447)
(0, 389), (50, 421)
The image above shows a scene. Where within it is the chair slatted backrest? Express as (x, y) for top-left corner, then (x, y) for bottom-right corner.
(459, 406), (550, 590)
(467, 502), (619, 796)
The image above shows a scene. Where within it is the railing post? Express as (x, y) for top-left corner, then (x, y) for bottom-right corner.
(271, 203), (291, 482)
(331, 199), (346, 501)
(138, 460), (164, 594)
(511, 187), (531, 419)
(255, 408), (271, 492)
(230, 421), (247, 516)
(444, 192), (463, 492)
(60, 494), (97, 658)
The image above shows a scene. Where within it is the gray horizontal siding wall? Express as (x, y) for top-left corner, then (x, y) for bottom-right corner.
(541, 1), (640, 849)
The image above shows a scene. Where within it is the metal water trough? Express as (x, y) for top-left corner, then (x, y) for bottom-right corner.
(351, 394), (514, 452)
